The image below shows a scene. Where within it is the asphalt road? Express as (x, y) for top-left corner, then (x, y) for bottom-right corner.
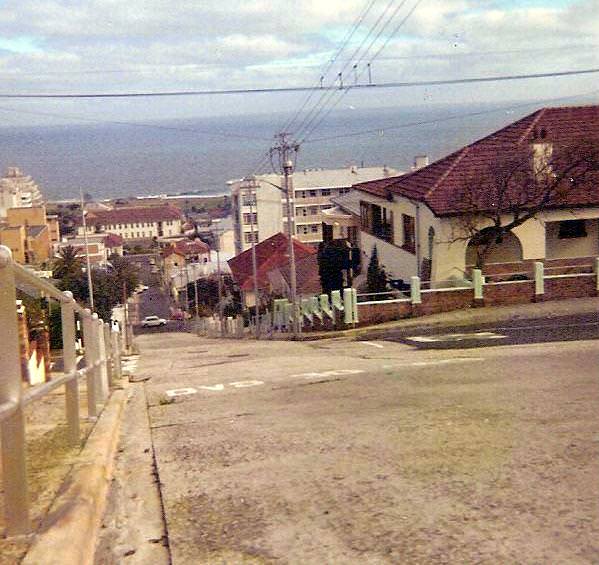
(115, 332), (599, 564)
(359, 312), (599, 349)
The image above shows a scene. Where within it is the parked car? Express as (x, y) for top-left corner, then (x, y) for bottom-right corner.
(141, 315), (167, 327)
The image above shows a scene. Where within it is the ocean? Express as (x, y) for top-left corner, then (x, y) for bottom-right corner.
(0, 100), (570, 201)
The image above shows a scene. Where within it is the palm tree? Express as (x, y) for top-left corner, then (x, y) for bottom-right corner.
(53, 245), (83, 281)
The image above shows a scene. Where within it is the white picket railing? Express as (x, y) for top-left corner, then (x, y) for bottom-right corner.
(0, 245), (123, 536)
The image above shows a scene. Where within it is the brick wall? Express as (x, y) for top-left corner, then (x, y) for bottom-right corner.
(418, 288), (473, 316)
(484, 281), (535, 306)
(545, 275), (596, 300)
(358, 300), (411, 326)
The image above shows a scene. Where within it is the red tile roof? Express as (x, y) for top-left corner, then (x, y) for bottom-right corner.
(355, 105), (599, 216)
(276, 253), (322, 295)
(174, 238), (210, 255)
(83, 205), (183, 225)
(228, 232), (316, 292)
(103, 233), (123, 247)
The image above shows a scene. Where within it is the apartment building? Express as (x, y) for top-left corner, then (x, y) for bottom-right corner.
(0, 167), (44, 218)
(76, 205), (183, 241)
(229, 165), (399, 255)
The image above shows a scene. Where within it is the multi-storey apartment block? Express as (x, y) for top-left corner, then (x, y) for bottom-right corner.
(75, 205), (183, 241)
(229, 165), (399, 255)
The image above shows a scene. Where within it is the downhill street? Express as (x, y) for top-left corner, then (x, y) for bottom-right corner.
(100, 330), (599, 564)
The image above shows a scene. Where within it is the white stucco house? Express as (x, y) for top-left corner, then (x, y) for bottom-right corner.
(353, 104), (599, 286)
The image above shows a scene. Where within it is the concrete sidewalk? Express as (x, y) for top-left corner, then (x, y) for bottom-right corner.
(301, 296), (599, 340)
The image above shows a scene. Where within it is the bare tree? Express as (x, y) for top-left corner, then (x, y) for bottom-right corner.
(448, 138), (599, 268)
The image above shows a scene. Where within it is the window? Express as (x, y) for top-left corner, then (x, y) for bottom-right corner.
(321, 188), (331, 196)
(311, 225), (319, 233)
(402, 214), (416, 253)
(339, 187), (351, 194)
(309, 190), (317, 197)
(297, 225), (309, 235)
(301, 208), (308, 216)
(242, 212), (257, 224)
(244, 232), (259, 244)
(558, 220), (587, 239)
(298, 191), (306, 199)
(310, 206), (318, 215)
(360, 201), (393, 243)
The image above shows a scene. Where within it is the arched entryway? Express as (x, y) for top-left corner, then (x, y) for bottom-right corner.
(466, 228), (523, 267)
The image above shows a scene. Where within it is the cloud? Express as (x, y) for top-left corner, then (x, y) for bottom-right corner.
(0, 0), (596, 124)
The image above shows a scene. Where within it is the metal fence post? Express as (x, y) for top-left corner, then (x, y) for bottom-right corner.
(82, 309), (98, 419)
(0, 245), (30, 535)
(61, 291), (80, 447)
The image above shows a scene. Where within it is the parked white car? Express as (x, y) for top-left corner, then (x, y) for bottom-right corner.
(141, 315), (166, 327)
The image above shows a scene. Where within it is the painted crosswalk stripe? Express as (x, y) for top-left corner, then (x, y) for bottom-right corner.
(406, 332), (507, 343)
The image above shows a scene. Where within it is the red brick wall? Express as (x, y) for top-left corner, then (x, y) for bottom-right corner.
(484, 281), (535, 306)
(353, 273), (597, 328)
(358, 300), (411, 326)
(418, 288), (473, 316)
(545, 275), (596, 300)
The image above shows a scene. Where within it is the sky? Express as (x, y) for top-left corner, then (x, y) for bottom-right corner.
(0, 0), (597, 132)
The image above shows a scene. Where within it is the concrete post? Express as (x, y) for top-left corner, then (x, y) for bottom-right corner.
(103, 322), (113, 388)
(95, 316), (109, 402)
(82, 309), (98, 419)
(0, 246), (30, 535)
(331, 290), (343, 312)
(111, 329), (122, 382)
(320, 294), (333, 320)
(472, 269), (483, 301)
(534, 261), (544, 296)
(61, 291), (80, 447)
(410, 276), (422, 305)
(594, 257), (599, 292)
(352, 288), (359, 324)
(343, 288), (353, 324)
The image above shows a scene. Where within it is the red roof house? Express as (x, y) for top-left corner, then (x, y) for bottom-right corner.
(228, 233), (316, 297)
(353, 105), (599, 284)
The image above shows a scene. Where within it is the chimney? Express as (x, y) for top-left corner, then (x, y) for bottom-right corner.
(413, 155), (429, 170)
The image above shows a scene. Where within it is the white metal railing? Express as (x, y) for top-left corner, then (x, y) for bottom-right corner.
(0, 245), (123, 536)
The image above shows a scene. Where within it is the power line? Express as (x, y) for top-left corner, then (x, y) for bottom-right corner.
(280, 0), (379, 134)
(302, 89), (599, 144)
(0, 66), (597, 99)
(297, 0), (425, 143)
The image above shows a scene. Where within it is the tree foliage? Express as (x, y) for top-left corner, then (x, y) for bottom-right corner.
(450, 138), (599, 268)
(366, 245), (388, 293)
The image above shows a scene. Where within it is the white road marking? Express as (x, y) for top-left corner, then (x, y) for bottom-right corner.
(382, 357), (484, 369)
(290, 369), (365, 379)
(198, 384), (225, 392)
(358, 341), (384, 349)
(229, 380), (264, 388)
(406, 332), (507, 343)
(166, 387), (197, 398)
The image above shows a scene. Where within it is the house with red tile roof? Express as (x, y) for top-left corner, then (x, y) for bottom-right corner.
(228, 232), (317, 306)
(354, 105), (599, 285)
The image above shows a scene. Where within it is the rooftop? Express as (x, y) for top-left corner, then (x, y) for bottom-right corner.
(81, 205), (183, 226)
(355, 105), (599, 216)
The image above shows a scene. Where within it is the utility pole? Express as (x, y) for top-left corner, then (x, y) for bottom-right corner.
(242, 177), (261, 337)
(79, 188), (94, 311)
(271, 133), (300, 337)
(212, 219), (225, 336)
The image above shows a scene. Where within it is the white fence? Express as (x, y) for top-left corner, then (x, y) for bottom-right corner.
(0, 245), (123, 536)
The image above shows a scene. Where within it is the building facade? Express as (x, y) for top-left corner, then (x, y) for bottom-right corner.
(76, 205), (183, 241)
(229, 165), (399, 255)
(0, 167), (44, 218)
